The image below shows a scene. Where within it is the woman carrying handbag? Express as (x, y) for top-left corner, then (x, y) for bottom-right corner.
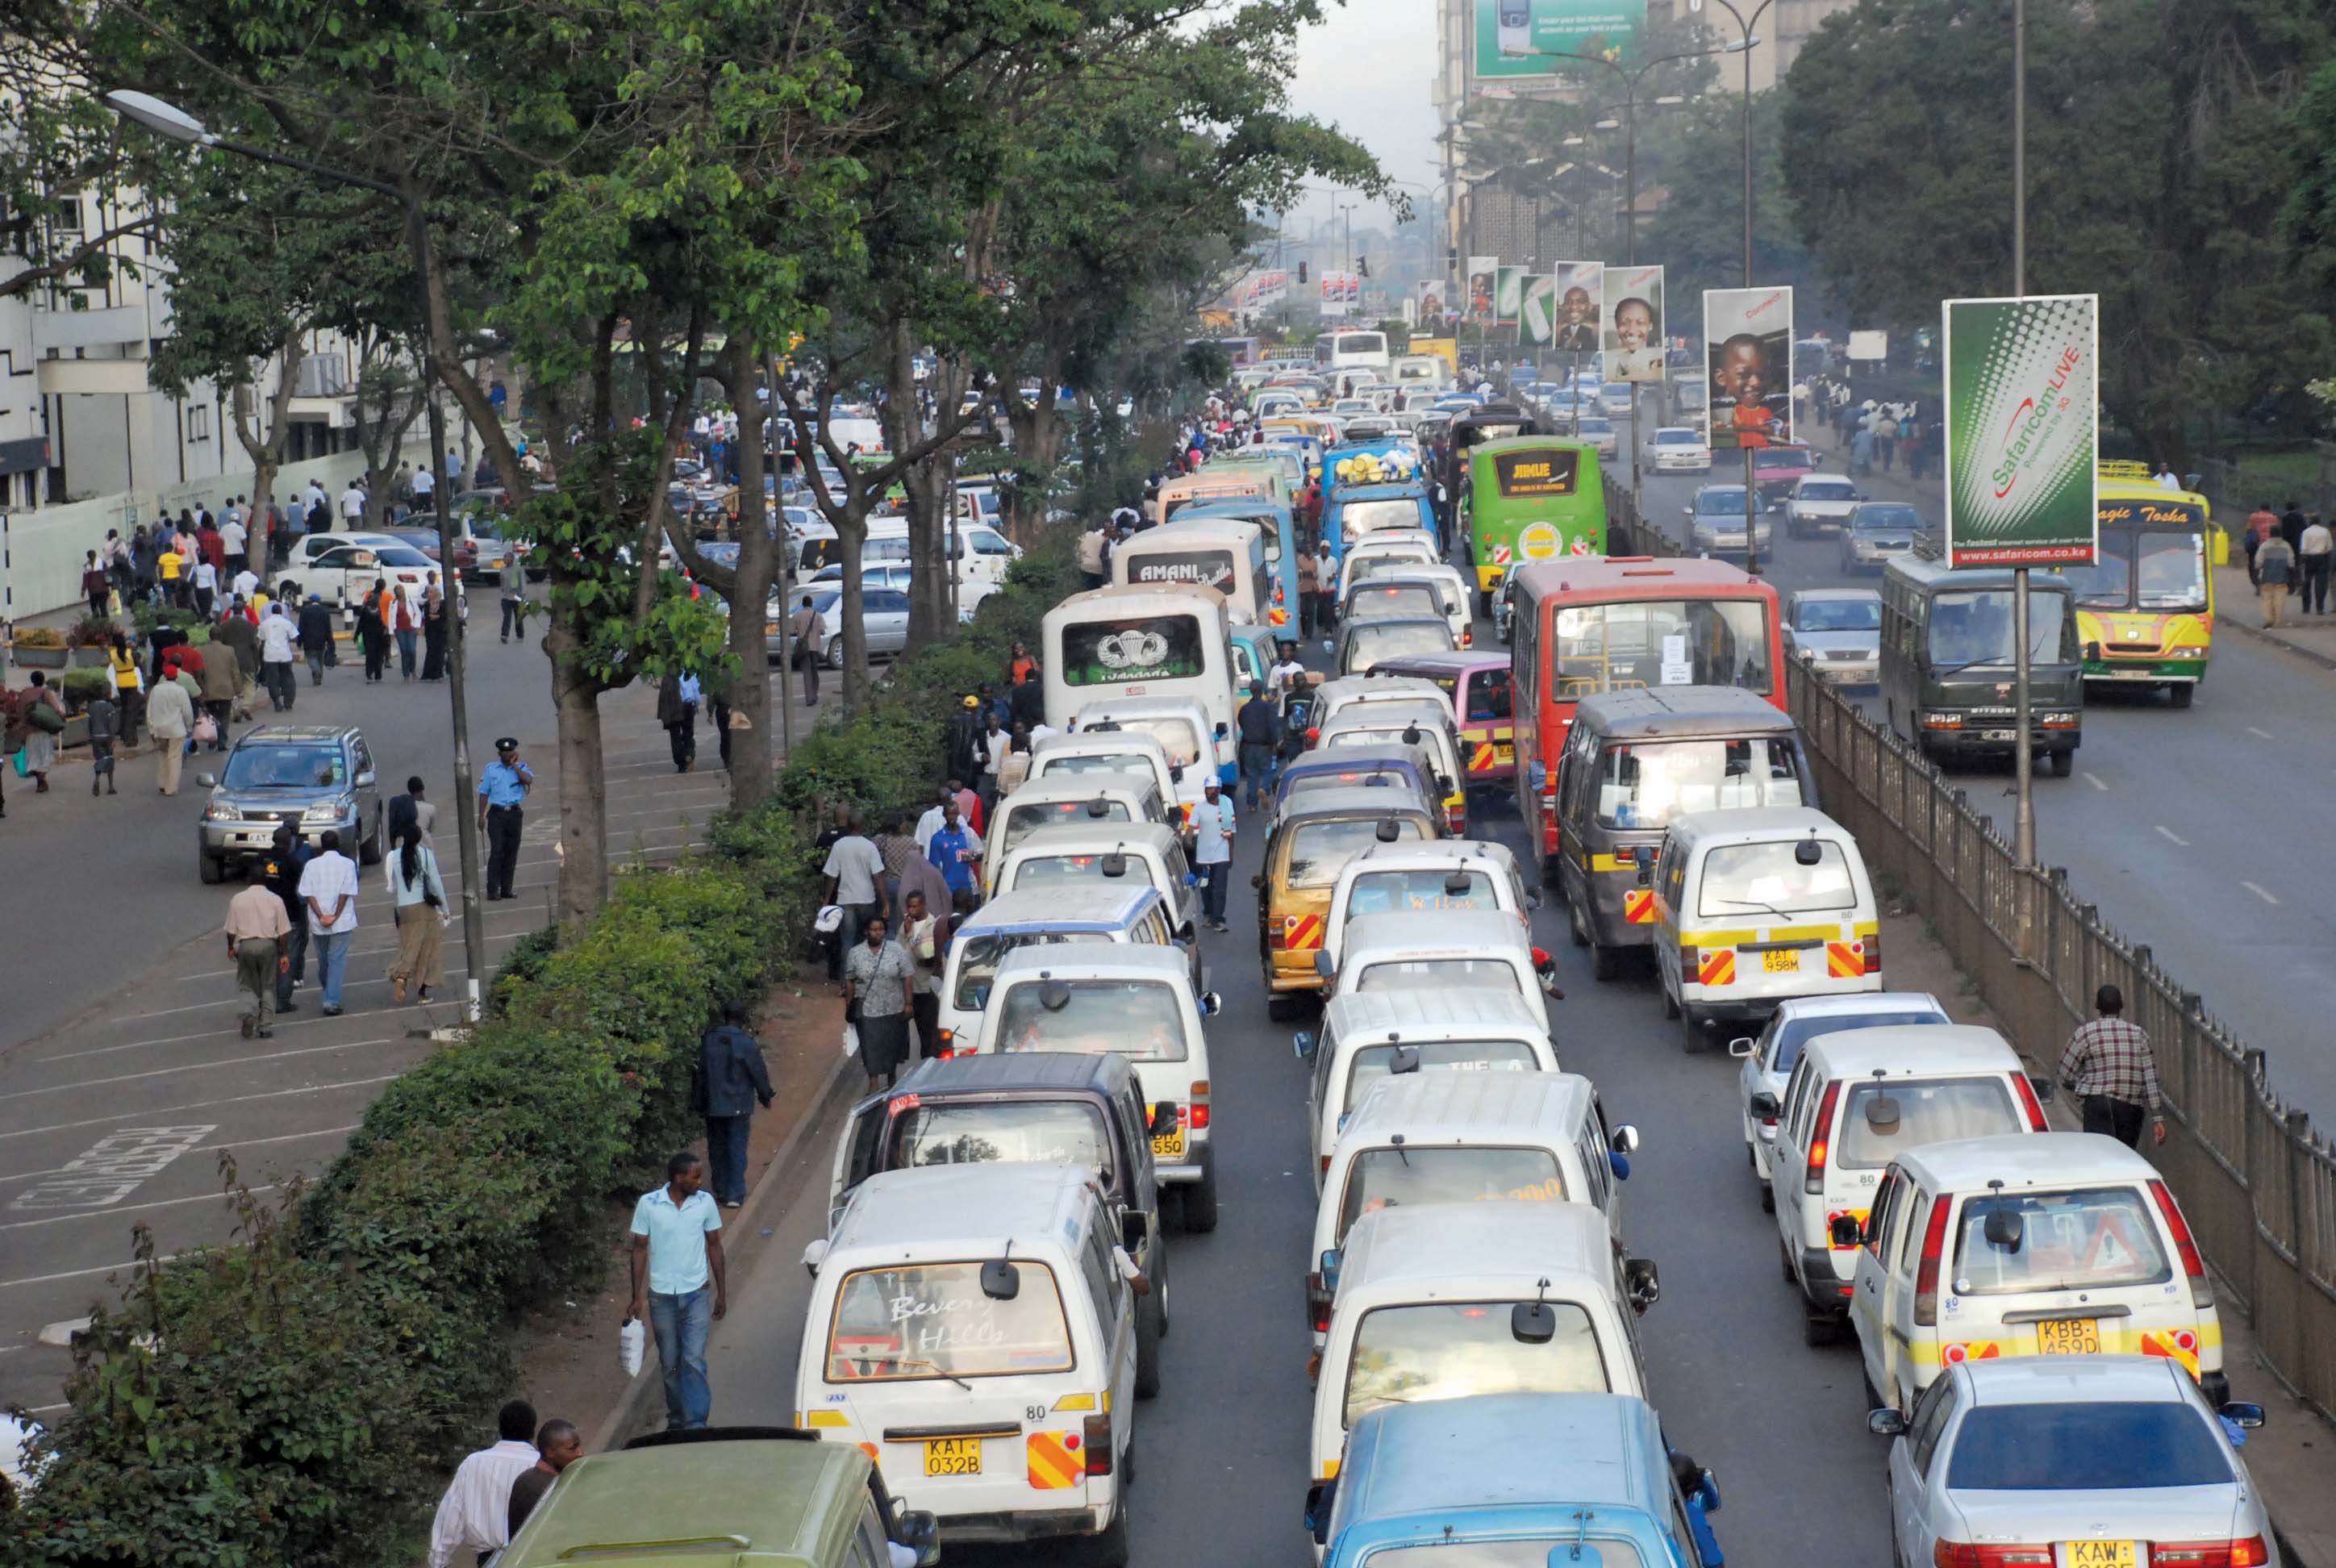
(384, 820), (447, 1003)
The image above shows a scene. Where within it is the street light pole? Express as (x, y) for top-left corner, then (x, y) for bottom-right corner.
(105, 90), (490, 1021)
(2009, 0), (2038, 875)
(1688, 0), (1775, 575)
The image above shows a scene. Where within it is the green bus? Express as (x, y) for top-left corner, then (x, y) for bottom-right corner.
(1463, 435), (1608, 617)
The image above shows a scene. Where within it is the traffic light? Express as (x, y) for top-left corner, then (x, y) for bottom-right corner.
(1298, 261), (1308, 283)
(1357, 256), (1370, 277)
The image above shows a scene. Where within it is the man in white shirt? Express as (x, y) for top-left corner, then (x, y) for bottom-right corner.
(412, 462), (436, 503)
(340, 481), (367, 528)
(232, 566), (261, 603)
(913, 785), (955, 854)
(219, 514), (248, 573)
(822, 812), (890, 951)
(258, 603), (299, 711)
(425, 1399), (540, 1568)
(305, 478), (328, 523)
(297, 828), (361, 1015)
(1186, 778), (1235, 932)
(1266, 642), (1307, 693)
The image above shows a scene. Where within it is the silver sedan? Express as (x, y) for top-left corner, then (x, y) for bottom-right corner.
(1869, 1357), (2273, 1568)
(1783, 587), (1884, 686)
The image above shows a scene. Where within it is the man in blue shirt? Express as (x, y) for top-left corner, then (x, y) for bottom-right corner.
(926, 800), (983, 901)
(476, 736), (534, 900)
(1235, 679), (1283, 812)
(628, 1150), (726, 1431)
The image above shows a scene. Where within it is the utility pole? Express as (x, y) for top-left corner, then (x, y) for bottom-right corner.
(2009, 0), (2037, 875)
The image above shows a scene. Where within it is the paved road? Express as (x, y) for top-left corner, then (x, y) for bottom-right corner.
(0, 607), (808, 1413)
(696, 595), (1897, 1568)
(1624, 418), (2336, 1118)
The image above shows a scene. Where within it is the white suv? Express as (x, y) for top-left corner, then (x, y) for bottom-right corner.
(1650, 426), (1711, 473)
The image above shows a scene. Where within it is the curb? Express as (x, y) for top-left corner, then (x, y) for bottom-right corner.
(2217, 613), (2336, 676)
(586, 1047), (857, 1453)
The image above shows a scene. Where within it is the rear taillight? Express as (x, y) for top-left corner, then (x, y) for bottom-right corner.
(1082, 1414), (1112, 1476)
(2150, 1178), (2213, 1308)
(1804, 1081), (1842, 1195)
(2011, 1073), (2048, 1132)
(1679, 945), (1700, 976)
(1933, 1542), (2053, 1568)
(1320, 1154), (1331, 1176)
(1188, 1082), (1210, 1131)
(2151, 1540), (2268, 1568)
(1913, 1193), (1953, 1326)
(1863, 931), (1881, 973)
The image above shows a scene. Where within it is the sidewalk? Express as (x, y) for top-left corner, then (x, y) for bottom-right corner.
(2209, 558), (2336, 672)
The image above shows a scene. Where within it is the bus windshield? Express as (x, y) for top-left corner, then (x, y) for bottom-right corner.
(1929, 591), (2072, 667)
(1552, 599), (1774, 697)
(1058, 615), (1207, 686)
(2061, 530), (2207, 612)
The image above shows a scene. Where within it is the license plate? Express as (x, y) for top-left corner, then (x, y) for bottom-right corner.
(2066, 1542), (2135, 1568)
(2104, 669), (2159, 679)
(924, 1437), (982, 1476)
(2037, 1318), (2100, 1354)
(1151, 1124), (1187, 1158)
(1494, 744), (1514, 763)
(1980, 728), (2017, 742)
(1762, 949), (1801, 974)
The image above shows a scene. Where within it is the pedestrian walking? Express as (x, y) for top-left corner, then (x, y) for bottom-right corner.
(144, 667), (195, 795)
(106, 632), (144, 745)
(157, 539), (187, 607)
(2301, 515), (2334, 615)
(1078, 519), (1109, 590)
(196, 636), (240, 753)
(925, 800), (982, 904)
(2058, 984), (2165, 1149)
(220, 509), (248, 574)
(499, 557), (526, 643)
(385, 823), (447, 1004)
(357, 582), (390, 682)
(190, 555), (219, 618)
(822, 811), (887, 953)
(265, 820), (312, 1012)
(478, 737), (533, 900)
(85, 691), (119, 796)
(627, 1151), (726, 1432)
(1310, 540), (1338, 634)
(505, 1419), (582, 1539)
(657, 669), (701, 773)
(690, 999), (774, 1209)
(222, 861), (292, 1039)
(1236, 679), (1281, 811)
(945, 695), (984, 785)
(388, 775), (437, 849)
(298, 828), (360, 1015)
(13, 672), (61, 793)
(1186, 777), (1235, 932)
(393, 582), (420, 679)
(81, 550), (112, 621)
(2255, 529), (2296, 628)
(259, 602), (298, 711)
(974, 711), (1007, 818)
(995, 732), (1032, 795)
(900, 887), (945, 1059)
(842, 913), (916, 1089)
(296, 594), (335, 686)
(2244, 501), (2279, 585)
(788, 593), (825, 706)
(1295, 544), (1320, 637)
(420, 578), (451, 682)
(425, 1399), (540, 1568)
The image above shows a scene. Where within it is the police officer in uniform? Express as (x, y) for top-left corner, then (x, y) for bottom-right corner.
(477, 736), (535, 900)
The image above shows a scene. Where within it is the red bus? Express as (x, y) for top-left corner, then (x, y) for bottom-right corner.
(1510, 556), (1785, 863)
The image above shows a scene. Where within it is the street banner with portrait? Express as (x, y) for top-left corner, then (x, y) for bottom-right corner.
(1475, 0), (1648, 78)
(1942, 294), (2098, 567)
(1702, 286), (1792, 451)
(1466, 256), (1498, 323)
(1495, 265), (1527, 327)
(1550, 261), (1603, 357)
(1604, 265), (1664, 382)
(1520, 273), (1560, 346)
(1416, 279), (1452, 333)
(1320, 269), (1358, 319)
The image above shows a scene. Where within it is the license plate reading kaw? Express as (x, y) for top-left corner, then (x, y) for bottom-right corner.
(2066, 1541), (2135, 1568)
(924, 1437), (982, 1476)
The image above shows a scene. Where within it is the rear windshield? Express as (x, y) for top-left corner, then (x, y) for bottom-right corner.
(1337, 1148), (1566, 1243)
(891, 1101), (1112, 1177)
(1340, 499), (1428, 536)
(1012, 853), (1165, 898)
(1343, 869), (1500, 920)
(1288, 817), (1425, 887)
(1287, 770), (1420, 803)
(1696, 840), (1858, 919)
(1345, 621), (1456, 669)
(1836, 1078), (2021, 1169)
(999, 799), (1132, 857)
(1343, 1039), (1541, 1114)
(1109, 717), (1202, 767)
(1344, 1302), (1608, 1428)
(1796, 597), (1879, 632)
(1349, 554), (1434, 586)
(993, 978), (1191, 1061)
(1371, 1546), (1646, 1568)
(825, 1261), (1074, 1382)
(1595, 739), (1803, 830)
(1036, 753), (1158, 782)
(1326, 728), (1451, 774)
(1771, 1008), (1946, 1076)
(1347, 585), (1445, 621)
(1356, 957), (1527, 996)
(1946, 1403), (2232, 1491)
(951, 932), (1112, 1010)
(1952, 1186), (2171, 1295)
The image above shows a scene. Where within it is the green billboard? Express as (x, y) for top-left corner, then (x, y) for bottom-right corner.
(1942, 294), (2099, 567)
(1475, 0), (1646, 78)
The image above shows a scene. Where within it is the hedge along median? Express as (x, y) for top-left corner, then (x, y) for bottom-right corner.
(3, 536), (1078, 1566)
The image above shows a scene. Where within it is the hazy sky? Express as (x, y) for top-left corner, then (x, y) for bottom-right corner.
(1279, 0), (1445, 234)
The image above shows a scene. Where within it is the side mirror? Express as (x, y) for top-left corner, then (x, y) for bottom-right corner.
(1728, 1036), (1758, 1058)
(1830, 1214), (1865, 1249)
(1612, 1124), (1640, 1154)
(893, 1511), (941, 1568)
(1867, 1408), (1908, 1437)
(1202, 990), (1223, 1015)
(2029, 1074), (2056, 1103)
(1169, 763), (1185, 782)
(979, 1258), (1022, 1300)
(196, 773), (219, 789)
(1176, 920), (1197, 943)
(1292, 1030), (1316, 1060)
(1750, 1091), (1781, 1119)
(1983, 1206), (2025, 1250)
(2220, 1402), (2267, 1430)
(354, 770), (376, 788)
(801, 1237), (829, 1278)
(1250, 874), (1265, 889)
(1121, 1208), (1148, 1249)
(1320, 1248), (1342, 1291)
(1511, 1300), (1558, 1344)
(1622, 1257), (1660, 1313)
(1313, 949), (1336, 978)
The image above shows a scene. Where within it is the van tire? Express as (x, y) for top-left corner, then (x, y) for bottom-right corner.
(1151, 1235), (1170, 1335)
(1779, 1236), (1796, 1284)
(2170, 682), (2195, 709)
(1590, 944), (1623, 982)
(1134, 1288), (1164, 1399)
(1661, 986), (1680, 1020)
(1084, 1495), (1132, 1568)
(1266, 990), (1303, 1023)
(1183, 1162), (1220, 1234)
(1679, 1005), (1704, 1053)
(1803, 1306), (1842, 1347)
(1567, 897), (1589, 946)
(1760, 1183), (1775, 1214)
(2048, 749), (2073, 778)
(199, 849), (225, 885)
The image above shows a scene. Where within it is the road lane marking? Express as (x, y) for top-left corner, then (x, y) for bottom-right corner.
(0, 1040), (394, 1103)
(0, 1124), (361, 1187)
(2241, 880), (2280, 906)
(0, 1184), (281, 1232)
(8, 1126), (219, 1213)
(2153, 825), (2189, 847)
(2082, 771), (2108, 791)
(2246, 726), (2273, 740)
(0, 1254), (183, 1291)
(0, 1076), (401, 1145)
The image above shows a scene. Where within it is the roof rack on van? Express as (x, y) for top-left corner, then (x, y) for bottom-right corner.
(1910, 529), (1946, 560)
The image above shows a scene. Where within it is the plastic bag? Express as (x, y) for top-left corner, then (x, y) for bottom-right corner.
(619, 1316), (645, 1378)
(841, 1021), (861, 1060)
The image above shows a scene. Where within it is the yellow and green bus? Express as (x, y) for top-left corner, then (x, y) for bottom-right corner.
(2048, 461), (2213, 707)
(1462, 435), (1608, 617)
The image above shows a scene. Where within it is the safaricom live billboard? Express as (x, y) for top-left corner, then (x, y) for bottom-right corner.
(1942, 294), (2099, 567)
